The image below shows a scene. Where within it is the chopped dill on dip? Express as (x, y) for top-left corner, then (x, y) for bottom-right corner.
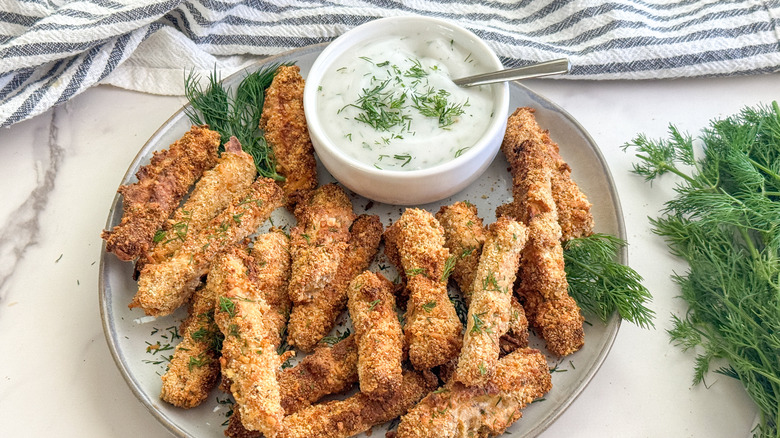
(315, 34), (496, 171)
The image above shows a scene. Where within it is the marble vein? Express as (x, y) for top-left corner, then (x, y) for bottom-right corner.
(0, 109), (64, 303)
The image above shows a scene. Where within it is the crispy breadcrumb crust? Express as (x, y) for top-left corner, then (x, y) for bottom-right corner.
(455, 217), (528, 386)
(278, 370), (438, 438)
(287, 184), (355, 305)
(519, 213), (585, 357)
(287, 214), (382, 352)
(259, 65), (318, 209)
(397, 348), (552, 438)
(159, 283), (221, 408)
(225, 335), (360, 438)
(384, 208), (463, 370)
(497, 107), (593, 241)
(248, 229), (292, 347)
(138, 136), (256, 271)
(497, 108), (586, 357)
(435, 201), (486, 304)
(436, 202), (530, 356)
(347, 271), (404, 401)
(131, 177), (283, 316)
(213, 247), (285, 437)
(103, 125), (220, 261)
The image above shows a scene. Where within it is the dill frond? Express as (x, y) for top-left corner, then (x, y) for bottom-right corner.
(184, 64), (292, 180)
(625, 101), (780, 438)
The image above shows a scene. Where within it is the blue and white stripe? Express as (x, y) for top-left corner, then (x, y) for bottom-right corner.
(1, 0), (779, 128)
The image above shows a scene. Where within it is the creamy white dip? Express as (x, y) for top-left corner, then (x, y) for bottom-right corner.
(315, 34), (496, 171)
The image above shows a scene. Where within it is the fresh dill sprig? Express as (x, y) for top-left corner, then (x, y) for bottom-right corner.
(563, 233), (654, 329)
(411, 88), (467, 128)
(623, 101), (780, 438)
(184, 64), (290, 180)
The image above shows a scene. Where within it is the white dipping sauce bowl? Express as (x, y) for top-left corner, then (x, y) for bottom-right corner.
(303, 16), (510, 205)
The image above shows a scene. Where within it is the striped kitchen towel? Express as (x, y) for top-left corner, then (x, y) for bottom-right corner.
(1, 0), (779, 128)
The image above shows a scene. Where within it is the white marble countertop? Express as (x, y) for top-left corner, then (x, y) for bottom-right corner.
(1, 71), (778, 437)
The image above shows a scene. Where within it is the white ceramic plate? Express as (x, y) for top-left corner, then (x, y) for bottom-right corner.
(99, 44), (624, 438)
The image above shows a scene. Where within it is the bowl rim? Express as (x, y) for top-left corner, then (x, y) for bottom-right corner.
(303, 15), (510, 178)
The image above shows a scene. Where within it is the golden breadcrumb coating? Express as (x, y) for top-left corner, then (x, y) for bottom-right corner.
(501, 298), (530, 355)
(139, 136), (256, 271)
(248, 229), (292, 346)
(347, 271), (404, 401)
(497, 107), (593, 240)
(519, 212), (585, 357)
(103, 125), (220, 261)
(212, 247), (285, 437)
(279, 334), (359, 413)
(259, 65), (318, 209)
(456, 216), (528, 386)
(384, 208), (462, 370)
(225, 335), (360, 438)
(435, 201), (486, 304)
(287, 214), (382, 352)
(159, 283), (221, 408)
(496, 107), (586, 357)
(131, 177), (283, 316)
(436, 202), (530, 356)
(397, 348), (552, 438)
(288, 184), (356, 305)
(278, 370), (438, 438)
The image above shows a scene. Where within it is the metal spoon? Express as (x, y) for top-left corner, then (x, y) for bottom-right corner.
(453, 58), (570, 87)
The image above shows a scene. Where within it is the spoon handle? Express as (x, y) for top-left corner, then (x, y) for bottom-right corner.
(453, 58), (571, 87)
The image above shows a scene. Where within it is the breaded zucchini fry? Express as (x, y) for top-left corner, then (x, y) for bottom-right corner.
(384, 208), (462, 370)
(131, 177), (283, 316)
(435, 201), (485, 304)
(456, 216), (528, 386)
(278, 370), (438, 438)
(225, 335), (359, 438)
(347, 271), (403, 400)
(159, 283), (221, 408)
(287, 214), (382, 352)
(259, 65), (318, 209)
(287, 183), (355, 305)
(103, 125), (220, 261)
(436, 202), (530, 356)
(397, 348), (552, 438)
(520, 212), (585, 356)
(212, 247), (285, 437)
(247, 228), (292, 347)
(498, 108), (586, 357)
(139, 136), (256, 270)
(497, 107), (593, 240)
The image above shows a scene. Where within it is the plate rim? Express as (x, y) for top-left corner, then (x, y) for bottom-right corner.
(99, 43), (625, 438)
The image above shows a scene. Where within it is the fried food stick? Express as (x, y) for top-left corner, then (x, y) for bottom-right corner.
(131, 177), (283, 316)
(397, 348), (552, 438)
(139, 136), (256, 271)
(384, 208), (462, 370)
(212, 246), (286, 437)
(435, 202), (485, 304)
(287, 184), (356, 305)
(348, 271), (404, 400)
(103, 125), (220, 261)
(287, 214), (382, 352)
(159, 283), (221, 408)
(225, 335), (359, 438)
(436, 202), (529, 355)
(520, 212), (585, 356)
(278, 370), (438, 438)
(496, 107), (593, 241)
(248, 228), (292, 347)
(498, 109), (585, 356)
(456, 216), (528, 386)
(259, 65), (318, 209)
